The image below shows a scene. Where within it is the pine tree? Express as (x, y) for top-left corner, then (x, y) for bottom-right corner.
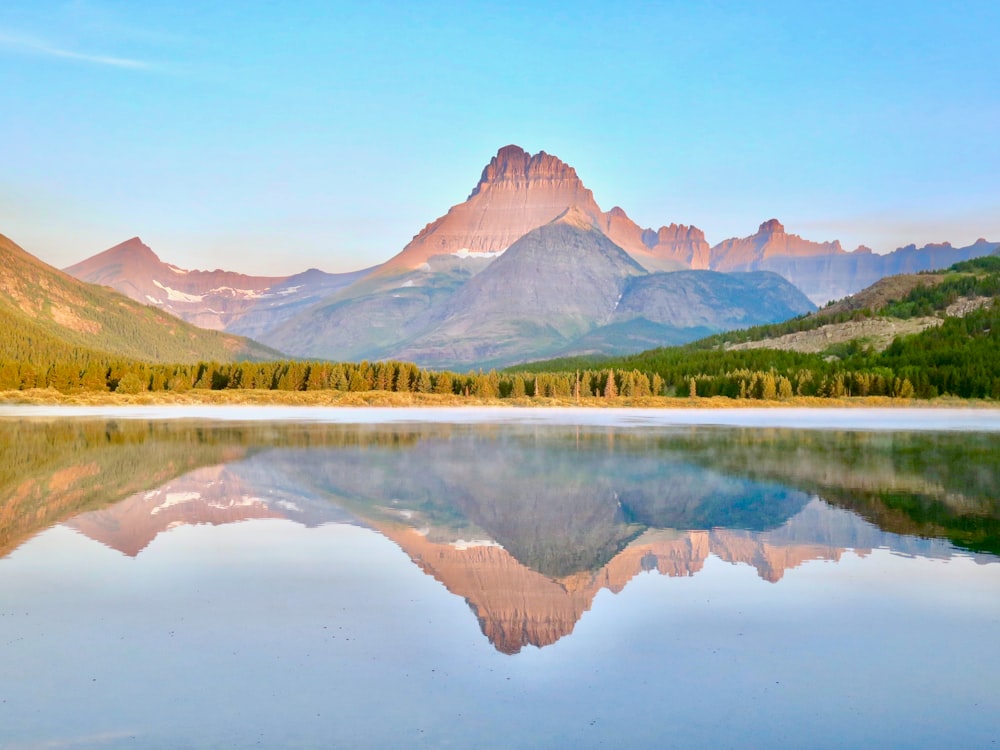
(604, 370), (618, 398)
(416, 369), (432, 393)
(512, 374), (526, 398)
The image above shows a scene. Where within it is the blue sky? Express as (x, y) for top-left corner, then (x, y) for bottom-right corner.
(1, 1), (998, 274)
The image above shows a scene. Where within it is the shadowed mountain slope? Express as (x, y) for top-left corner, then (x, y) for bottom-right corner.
(264, 210), (813, 367)
(711, 222), (1000, 304)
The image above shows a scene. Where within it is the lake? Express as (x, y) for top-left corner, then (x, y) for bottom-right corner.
(1, 407), (998, 749)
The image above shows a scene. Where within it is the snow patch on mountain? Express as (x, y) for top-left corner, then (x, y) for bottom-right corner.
(207, 286), (266, 299)
(153, 280), (204, 303)
(453, 248), (506, 259)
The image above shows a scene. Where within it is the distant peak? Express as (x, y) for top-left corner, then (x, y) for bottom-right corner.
(99, 236), (162, 262)
(552, 205), (596, 231)
(468, 145), (581, 198)
(757, 219), (785, 235)
(495, 143), (529, 162)
(110, 236), (152, 251)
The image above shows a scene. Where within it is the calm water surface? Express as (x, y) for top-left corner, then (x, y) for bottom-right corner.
(0, 409), (998, 749)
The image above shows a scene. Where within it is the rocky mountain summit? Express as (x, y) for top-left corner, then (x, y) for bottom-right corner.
(381, 144), (703, 274)
(709, 219), (846, 271)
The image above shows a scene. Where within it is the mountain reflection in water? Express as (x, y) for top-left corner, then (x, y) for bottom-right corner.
(3, 419), (995, 655)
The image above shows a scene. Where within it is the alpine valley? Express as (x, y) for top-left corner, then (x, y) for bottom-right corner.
(53, 145), (1000, 368)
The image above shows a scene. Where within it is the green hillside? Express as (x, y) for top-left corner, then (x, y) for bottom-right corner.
(0, 233), (281, 365)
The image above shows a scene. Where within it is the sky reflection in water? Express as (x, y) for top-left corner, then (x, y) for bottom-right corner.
(0, 417), (998, 749)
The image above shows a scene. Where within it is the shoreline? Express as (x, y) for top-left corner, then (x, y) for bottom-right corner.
(0, 390), (998, 431)
(0, 387), (991, 409)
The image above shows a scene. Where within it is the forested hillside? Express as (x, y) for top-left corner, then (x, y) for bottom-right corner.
(515, 257), (1000, 399)
(0, 233), (280, 371)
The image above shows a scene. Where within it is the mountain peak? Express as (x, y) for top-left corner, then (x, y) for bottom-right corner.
(114, 236), (151, 249)
(469, 145), (581, 199)
(552, 205), (597, 231)
(64, 237), (161, 274)
(381, 145), (601, 270)
(710, 220), (845, 273)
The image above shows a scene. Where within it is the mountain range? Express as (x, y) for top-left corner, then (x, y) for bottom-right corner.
(36, 144), (1000, 368)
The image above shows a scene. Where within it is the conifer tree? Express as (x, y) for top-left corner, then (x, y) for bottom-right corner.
(604, 370), (618, 398)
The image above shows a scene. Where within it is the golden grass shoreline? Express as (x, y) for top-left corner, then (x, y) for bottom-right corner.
(0, 388), (989, 409)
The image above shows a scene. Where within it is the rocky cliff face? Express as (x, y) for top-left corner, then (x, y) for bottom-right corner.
(709, 219), (846, 271)
(383, 145), (606, 269)
(597, 208), (710, 271)
(381, 145), (697, 273)
(58, 145), (1000, 352)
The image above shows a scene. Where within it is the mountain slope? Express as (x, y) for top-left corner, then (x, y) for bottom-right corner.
(64, 237), (284, 330)
(263, 209), (815, 369)
(0, 233), (278, 363)
(64, 237), (376, 333)
(392, 207), (647, 367)
(709, 219), (845, 270)
(536, 270), (814, 359)
(703, 255), (1000, 356)
(614, 269), (814, 329)
(708, 221), (1000, 304)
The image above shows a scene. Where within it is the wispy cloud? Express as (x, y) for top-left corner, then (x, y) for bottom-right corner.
(0, 29), (151, 69)
(4, 728), (143, 750)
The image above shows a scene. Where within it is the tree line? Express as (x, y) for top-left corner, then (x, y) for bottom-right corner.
(0, 353), (927, 400)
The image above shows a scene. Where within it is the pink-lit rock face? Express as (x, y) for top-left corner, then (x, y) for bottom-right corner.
(382, 145), (701, 272)
(383, 145), (606, 269)
(64, 237), (285, 331)
(709, 218), (845, 271)
(598, 208), (710, 271)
